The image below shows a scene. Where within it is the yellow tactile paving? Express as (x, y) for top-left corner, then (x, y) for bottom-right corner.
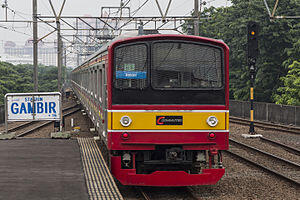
(78, 137), (123, 200)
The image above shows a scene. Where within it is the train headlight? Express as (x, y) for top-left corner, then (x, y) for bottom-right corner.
(207, 116), (218, 127)
(120, 116), (132, 127)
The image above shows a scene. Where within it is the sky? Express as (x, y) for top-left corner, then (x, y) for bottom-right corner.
(0, 0), (231, 45)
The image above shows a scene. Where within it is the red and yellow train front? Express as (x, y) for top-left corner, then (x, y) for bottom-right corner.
(107, 35), (229, 186)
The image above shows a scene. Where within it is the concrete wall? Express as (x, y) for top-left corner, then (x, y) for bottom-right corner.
(229, 100), (300, 127)
(0, 105), (4, 125)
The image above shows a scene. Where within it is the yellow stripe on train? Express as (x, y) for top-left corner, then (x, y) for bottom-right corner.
(111, 112), (226, 130)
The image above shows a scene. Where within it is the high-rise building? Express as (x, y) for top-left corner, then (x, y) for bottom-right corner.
(1, 39), (61, 66)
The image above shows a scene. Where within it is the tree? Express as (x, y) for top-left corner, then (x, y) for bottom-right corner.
(0, 61), (72, 105)
(273, 61), (300, 105)
(183, 0), (300, 103)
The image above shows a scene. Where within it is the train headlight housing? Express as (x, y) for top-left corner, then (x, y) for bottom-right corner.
(207, 116), (218, 127)
(120, 116), (132, 127)
(121, 132), (130, 140)
(208, 132), (216, 139)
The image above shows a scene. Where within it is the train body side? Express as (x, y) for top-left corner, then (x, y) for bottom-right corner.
(71, 34), (229, 186)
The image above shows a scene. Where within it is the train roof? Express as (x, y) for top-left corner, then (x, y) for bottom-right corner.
(78, 31), (141, 67)
(74, 31), (228, 71)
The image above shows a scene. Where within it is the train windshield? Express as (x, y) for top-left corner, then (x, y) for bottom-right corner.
(114, 43), (148, 90)
(152, 42), (223, 89)
(113, 41), (225, 105)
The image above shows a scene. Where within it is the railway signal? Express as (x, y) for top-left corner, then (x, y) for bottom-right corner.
(247, 21), (259, 60)
(247, 21), (259, 134)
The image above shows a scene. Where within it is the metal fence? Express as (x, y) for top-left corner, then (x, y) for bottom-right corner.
(0, 105), (4, 125)
(229, 100), (300, 127)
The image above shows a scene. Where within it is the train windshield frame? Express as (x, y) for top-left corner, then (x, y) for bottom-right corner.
(112, 39), (226, 105)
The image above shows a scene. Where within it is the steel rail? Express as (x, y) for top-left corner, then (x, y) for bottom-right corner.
(229, 116), (300, 134)
(229, 138), (300, 168)
(227, 139), (300, 186)
(136, 186), (199, 200)
(17, 107), (80, 137)
(260, 137), (300, 155)
(5, 104), (78, 133)
(135, 187), (151, 200)
(6, 121), (37, 133)
(225, 150), (300, 186)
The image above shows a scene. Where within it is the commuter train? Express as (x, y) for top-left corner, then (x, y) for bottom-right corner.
(71, 32), (229, 186)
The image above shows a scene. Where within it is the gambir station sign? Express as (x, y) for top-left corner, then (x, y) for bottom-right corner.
(4, 92), (62, 133)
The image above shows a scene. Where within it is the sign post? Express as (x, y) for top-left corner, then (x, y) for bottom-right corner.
(4, 92), (62, 134)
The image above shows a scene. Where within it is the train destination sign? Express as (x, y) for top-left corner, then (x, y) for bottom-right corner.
(5, 92), (61, 121)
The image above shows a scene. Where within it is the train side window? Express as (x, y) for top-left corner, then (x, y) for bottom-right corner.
(89, 70), (92, 93)
(86, 71), (88, 91)
(98, 69), (102, 102)
(90, 70), (93, 93)
(86, 71), (88, 90)
(82, 72), (84, 88)
(83, 71), (86, 89)
(95, 68), (98, 99)
(94, 69), (97, 97)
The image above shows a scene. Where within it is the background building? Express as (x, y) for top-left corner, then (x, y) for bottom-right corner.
(0, 39), (63, 66)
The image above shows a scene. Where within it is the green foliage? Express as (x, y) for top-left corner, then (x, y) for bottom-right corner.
(273, 61), (300, 105)
(183, 0), (300, 105)
(0, 61), (72, 105)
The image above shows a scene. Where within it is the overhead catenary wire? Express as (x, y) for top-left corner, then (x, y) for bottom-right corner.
(2, 4), (55, 39)
(0, 0), (217, 68)
(0, 24), (31, 36)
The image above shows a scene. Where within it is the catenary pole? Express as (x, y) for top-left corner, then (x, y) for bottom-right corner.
(33, 0), (38, 92)
(57, 20), (62, 92)
(194, 0), (199, 36)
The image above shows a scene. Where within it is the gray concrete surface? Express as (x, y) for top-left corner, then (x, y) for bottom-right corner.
(0, 138), (89, 200)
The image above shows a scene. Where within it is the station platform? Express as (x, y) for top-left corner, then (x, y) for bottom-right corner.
(0, 138), (123, 200)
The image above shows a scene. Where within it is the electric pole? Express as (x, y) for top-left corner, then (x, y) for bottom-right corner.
(33, 0), (38, 92)
(49, 0), (66, 92)
(194, 0), (199, 36)
(57, 20), (62, 92)
(3, 0), (8, 21)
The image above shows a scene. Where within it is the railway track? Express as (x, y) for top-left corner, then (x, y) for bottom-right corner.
(260, 137), (300, 155)
(135, 186), (199, 200)
(5, 104), (80, 137)
(227, 138), (300, 186)
(3, 104), (78, 134)
(229, 116), (300, 134)
(136, 187), (151, 200)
